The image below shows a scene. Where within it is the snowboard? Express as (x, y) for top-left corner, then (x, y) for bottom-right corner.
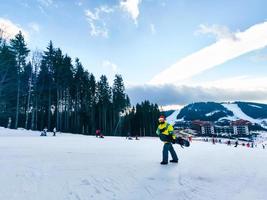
(175, 137), (190, 147)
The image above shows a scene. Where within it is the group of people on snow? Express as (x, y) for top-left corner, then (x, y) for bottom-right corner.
(202, 136), (266, 149)
(40, 127), (57, 136)
(38, 114), (190, 165)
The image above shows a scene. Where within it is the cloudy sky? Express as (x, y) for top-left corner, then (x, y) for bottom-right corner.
(1, 0), (267, 109)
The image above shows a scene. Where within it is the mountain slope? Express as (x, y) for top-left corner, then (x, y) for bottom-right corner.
(176, 102), (234, 122)
(169, 101), (267, 129)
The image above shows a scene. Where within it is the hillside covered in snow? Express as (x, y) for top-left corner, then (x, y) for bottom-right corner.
(167, 102), (267, 129)
(1, 127), (267, 200)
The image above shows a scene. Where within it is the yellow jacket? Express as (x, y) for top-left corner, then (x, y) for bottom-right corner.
(156, 122), (176, 142)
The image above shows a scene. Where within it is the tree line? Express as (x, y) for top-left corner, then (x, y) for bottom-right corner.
(0, 30), (160, 136)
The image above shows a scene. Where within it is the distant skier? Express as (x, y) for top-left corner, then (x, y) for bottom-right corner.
(126, 132), (133, 140)
(53, 127), (56, 136)
(212, 137), (216, 144)
(40, 127), (47, 136)
(96, 129), (101, 138)
(156, 115), (178, 165)
(96, 129), (104, 138)
(188, 136), (192, 142)
(234, 140), (238, 147)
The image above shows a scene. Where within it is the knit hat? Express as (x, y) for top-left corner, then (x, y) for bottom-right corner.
(158, 115), (165, 122)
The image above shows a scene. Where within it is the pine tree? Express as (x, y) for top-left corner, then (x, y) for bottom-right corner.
(22, 62), (33, 129)
(30, 50), (42, 130)
(73, 58), (84, 133)
(0, 44), (17, 127)
(41, 41), (55, 130)
(0, 34), (138, 136)
(112, 74), (130, 135)
(10, 31), (30, 128)
(122, 101), (160, 137)
(96, 75), (111, 135)
(87, 73), (96, 134)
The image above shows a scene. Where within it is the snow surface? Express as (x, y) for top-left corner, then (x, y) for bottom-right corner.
(166, 109), (180, 125)
(205, 110), (220, 117)
(222, 103), (257, 122)
(249, 104), (262, 109)
(1, 127), (267, 200)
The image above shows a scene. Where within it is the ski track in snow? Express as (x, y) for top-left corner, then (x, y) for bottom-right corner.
(222, 103), (258, 122)
(166, 109), (180, 125)
(0, 128), (267, 200)
(221, 103), (267, 129)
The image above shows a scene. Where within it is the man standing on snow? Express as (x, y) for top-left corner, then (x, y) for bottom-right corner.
(156, 115), (178, 165)
(53, 127), (56, 136)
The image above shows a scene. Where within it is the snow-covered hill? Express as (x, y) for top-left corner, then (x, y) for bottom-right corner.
(1, 127), (267, 200)
(170, 102), (267, 129)
(166, 109), (181, 125)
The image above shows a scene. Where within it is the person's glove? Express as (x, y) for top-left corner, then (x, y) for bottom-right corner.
(171, 135), (176, 144)
(159, 127), (167, 133)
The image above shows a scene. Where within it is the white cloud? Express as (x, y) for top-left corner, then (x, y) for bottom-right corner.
(120, 0), (142, 24)
(189, 76), (267, 91)
(102, 60), (118, 72)
(195, 24), (238, 40)
(37, 0), (57, 14)
(0, 18), (29, 41)
(101, 60), (119, 85)
(161, 104), (183, 111)
(28, 22), (40, 33)
(37, 0), (54, 7)
(150, 21), (267, 85)
(150, 23), (156, 34)
(127, 83), (267, 106)
(89, 22), (108, 38)
(76, 1), (83, 7)
(85, 6), (114, 38)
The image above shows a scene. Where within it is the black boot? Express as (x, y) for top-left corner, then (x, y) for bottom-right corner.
(160, 161), (168, 165)
(170, 159), (178, 163)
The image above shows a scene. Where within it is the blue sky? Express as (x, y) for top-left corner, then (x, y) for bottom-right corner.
(1, 0), (267, 108)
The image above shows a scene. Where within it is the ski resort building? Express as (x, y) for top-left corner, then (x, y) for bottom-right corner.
(214, 126), (234, 136)
(192, 120), (215, 135)
(173, 121), (192, 129)
(231, 119), (251, 135)
(192, 119), (251, 136)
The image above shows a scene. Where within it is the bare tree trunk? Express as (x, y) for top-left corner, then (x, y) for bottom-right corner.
(48, 85), (51, 131)
(103, 107), (107, 135)
(35, 95), (38, 130)
(31, 106), (35, 130)
(15, 75), (20, 129)
(60, 89), (63, 131)
(25, 69), (33, 129)
(0, 65), (9, 97)
(91, 106), (95, 135)
(56, 88), (59, 131)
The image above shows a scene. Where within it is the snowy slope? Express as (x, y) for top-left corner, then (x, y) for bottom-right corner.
(222, 103), (267, 128)
(1, 127), (267, 200)
(166, 109), (180, 125)
(221, 103), (256, 122)
(168, 102), (267, 129)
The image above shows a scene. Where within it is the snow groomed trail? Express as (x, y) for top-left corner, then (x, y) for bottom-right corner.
(0, 128), (267, 200)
